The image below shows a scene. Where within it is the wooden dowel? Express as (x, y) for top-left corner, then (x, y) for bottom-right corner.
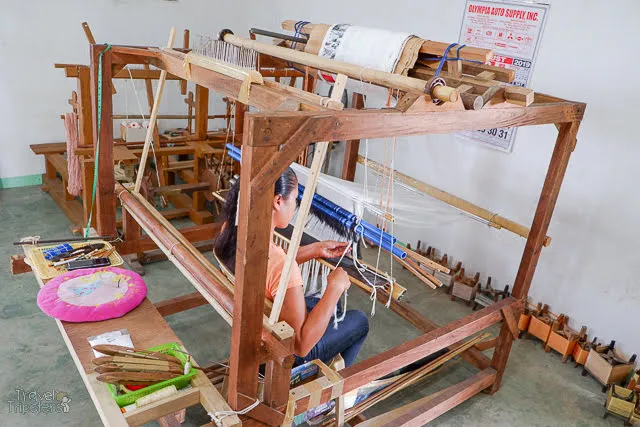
(221, 33), (458, 103)
(181, 29), (190, 95)
(359, 156), (552, 246)
(399, 244), (449, 273)
(392, 255), (439, 289)
(134, 28), (176, 193)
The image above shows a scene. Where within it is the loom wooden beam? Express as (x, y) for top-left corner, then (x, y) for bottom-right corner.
(246, 101), (585, 148)
(291, 297), (519, 416)
(358, 368), (496, 426)
(136, 47), (331, 112)
(56, 64), (183, 81)
(489, 120), (582, 394)
(154, 292), (208, 317)
(228, 126), (280, 408)
(89, 44), (117, 236)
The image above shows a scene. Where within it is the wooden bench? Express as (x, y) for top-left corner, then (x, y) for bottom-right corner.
(21, 245), (240, 427)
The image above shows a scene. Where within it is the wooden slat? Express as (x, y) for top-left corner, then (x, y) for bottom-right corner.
(150, 182), (211, 195)
(228, 141), (280, 408)
(45, 153), (69, 182)
(31, 142), (67, 155)
(154, 292), (208, 317)
(359, 369), (496, 426)
(90, 44), (117, 236)
(291, 298), (518, 415)
(124, 388), (200, 427)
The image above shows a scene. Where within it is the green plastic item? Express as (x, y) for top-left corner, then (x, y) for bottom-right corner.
(105, 342), (196, 407)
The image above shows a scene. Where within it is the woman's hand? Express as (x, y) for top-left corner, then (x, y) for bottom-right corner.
(315, 241), (351, 259)
(326, 267), (351, 296)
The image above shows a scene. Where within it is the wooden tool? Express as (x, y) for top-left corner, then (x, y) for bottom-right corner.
(95, 363), (183, 374)
(92, 344), (181, 363)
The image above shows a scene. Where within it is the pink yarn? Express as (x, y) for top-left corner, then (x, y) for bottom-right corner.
(64, 112), (82, 197)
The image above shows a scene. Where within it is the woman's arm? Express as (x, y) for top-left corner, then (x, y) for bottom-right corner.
(295, 241), (350, 265)
(278, 268), (350, 357)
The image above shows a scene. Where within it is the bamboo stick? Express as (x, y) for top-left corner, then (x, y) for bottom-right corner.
(358, 156), (552, 246)
(134, 28), (176, 193)
(399, 244), (449, 273)
(221, 33), (458, 103)
(269, 75), (348, 325)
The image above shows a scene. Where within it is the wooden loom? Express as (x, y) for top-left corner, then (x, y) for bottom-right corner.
(37, 20), (585, 425)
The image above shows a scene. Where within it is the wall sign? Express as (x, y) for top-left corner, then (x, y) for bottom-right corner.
(457, 0), (550, 152)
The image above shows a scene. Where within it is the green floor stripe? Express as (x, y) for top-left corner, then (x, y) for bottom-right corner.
(0, 174), (43, 189)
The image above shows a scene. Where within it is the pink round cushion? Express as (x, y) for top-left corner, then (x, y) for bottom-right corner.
(37, 267), (147, 322)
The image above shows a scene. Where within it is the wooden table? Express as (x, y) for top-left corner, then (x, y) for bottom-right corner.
(23, 244), (240, 427)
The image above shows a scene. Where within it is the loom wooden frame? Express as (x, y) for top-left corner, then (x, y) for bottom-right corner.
(90, 43), (585, 426)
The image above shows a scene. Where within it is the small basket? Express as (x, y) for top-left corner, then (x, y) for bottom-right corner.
(27, 241), (123, 280)
(106, 342), (197, 407)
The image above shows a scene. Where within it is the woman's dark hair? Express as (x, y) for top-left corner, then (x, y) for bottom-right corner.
(214, 167), (298, 273)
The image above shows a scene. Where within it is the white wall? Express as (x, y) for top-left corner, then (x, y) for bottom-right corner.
(246, 0), (640, 356)
(0, 0), (248, 179)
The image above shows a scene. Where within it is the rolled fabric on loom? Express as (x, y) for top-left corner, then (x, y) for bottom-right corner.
(224, 144), (406, 258)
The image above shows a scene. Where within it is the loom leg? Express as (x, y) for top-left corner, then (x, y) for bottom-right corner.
(489, 121), (580, 394)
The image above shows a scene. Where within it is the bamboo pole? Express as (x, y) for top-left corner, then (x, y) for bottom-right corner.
(134, 28), (176, 193)
(268, 74), (348, 325)
(221, 33), (459, 103)
(358, 156), (552, 246)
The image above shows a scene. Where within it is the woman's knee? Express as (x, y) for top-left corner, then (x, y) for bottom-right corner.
(346, 309), (369, 337)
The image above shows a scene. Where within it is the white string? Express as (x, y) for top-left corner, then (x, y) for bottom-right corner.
(332, 241), (353, 329)
(208, 398), (260, 427)
(128, 68), (163, 197)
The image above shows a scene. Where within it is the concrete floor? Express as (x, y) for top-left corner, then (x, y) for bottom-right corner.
(0, 186), (623, 426)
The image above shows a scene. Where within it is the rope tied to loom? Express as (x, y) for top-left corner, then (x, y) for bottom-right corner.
(208, 398), (260, 427)
(331, 241), (352, 329)
(434, 43), (484, 77)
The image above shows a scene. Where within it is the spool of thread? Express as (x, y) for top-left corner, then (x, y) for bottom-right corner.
(135, 385), (178, 407)
(129, 121), (141, 129)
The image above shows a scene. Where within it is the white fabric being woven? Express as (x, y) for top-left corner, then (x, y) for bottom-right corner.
(316, 24), (413, 106)
(290, 163), (466, 236)
(318, 24), (412, 73)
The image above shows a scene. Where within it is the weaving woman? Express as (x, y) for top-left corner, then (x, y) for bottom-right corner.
(214, 167), (369, 367)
